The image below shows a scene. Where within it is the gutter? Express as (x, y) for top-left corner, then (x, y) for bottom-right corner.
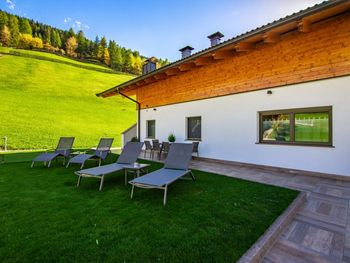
(117, 90), (141, 141)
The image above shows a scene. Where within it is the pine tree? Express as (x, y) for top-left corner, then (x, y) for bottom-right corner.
(19, 19), (32, 35)
(65, 36), (78, 57)
(0, 11), (8, 31)
(8, 16), (20, 47)
(67, 27), (75, 38)
(0, 25), (11, 46)
(44, 27), (51, 44)
(76, 30), (86, 57)
(51, 30), (62, 48)
(93, 36), (100, 57)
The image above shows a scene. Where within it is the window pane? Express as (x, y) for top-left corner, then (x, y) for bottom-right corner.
(295, 112), (329, 142)
(188, 117), (201, 139)
(262, 114), (290, 142)
(147, 120), (155, 138)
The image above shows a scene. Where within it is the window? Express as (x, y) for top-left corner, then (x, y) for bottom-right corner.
(259, 106), (332, 146)
(187, 116), (201, 140)
(146, 120), (155, 139)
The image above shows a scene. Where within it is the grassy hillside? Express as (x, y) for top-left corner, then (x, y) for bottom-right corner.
(0, 47), (116, 73)
(0, 49), (136, 150)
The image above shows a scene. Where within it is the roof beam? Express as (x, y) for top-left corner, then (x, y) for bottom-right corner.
(165, 67), (181, 76)
(144, 76), (156, 84)
(154, 73), (167, 80)
(135, 80), (146, 86)
(298, 19), (312, 33)
(262, 32), (280, 43)
(194, 56), (215, 66)
(212, 50), (235, 60)
(179, 62), (198, 71)
(235, 42), (255, 52)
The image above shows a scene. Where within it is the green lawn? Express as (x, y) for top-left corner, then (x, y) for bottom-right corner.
(0, 50), (136, 149)
(0, 153), (298, 262)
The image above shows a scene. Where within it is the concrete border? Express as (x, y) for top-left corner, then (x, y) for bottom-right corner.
(237, 192), (306, 263)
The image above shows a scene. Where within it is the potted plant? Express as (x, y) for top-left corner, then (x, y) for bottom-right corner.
(168, 133), (176, 143)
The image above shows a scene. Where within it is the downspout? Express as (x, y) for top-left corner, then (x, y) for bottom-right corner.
(118, 90), (141, 141)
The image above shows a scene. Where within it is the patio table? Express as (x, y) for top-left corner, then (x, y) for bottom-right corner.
(123, 163), (150, 185)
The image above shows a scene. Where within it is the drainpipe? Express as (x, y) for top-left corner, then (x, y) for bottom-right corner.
(118, 90), (141, 141)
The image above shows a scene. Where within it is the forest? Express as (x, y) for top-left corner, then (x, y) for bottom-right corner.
(0, 9), (169, 74)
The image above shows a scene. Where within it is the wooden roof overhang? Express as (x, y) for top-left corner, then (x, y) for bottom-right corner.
(97, 0), (350, 98)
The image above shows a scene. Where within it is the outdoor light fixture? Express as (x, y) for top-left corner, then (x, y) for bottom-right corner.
(153, 108), (157, 111)
(267, 90), (273, 95)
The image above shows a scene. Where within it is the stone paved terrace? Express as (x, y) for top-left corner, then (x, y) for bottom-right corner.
(141, 153), (350, 262)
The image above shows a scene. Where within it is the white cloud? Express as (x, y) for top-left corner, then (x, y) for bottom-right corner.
(63, 17), (72, 23)
(5, 0), (15, 10)
(63, 17), (90, 31)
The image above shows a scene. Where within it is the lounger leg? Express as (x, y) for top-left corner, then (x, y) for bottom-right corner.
(189, 171), (196, 181)
(31, 161), (34, 168)
(124, 170), (127, 185)
(77, 176), (82, 187)
(66, 162), (70, 168)
(163, 185), (168, 205)
(99, 175), (105, 191)
(131, 184), (135, 199)
(98, 159), (101, 166)
(80, 162), (84, 169)
(48, 160), (52, 168)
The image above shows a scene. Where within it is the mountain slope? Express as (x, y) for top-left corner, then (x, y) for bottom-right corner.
(0, 50), (136, 149)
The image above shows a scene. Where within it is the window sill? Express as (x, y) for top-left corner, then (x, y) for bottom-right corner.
(256, 142), (334, 148)
(186, 139), (202, 142)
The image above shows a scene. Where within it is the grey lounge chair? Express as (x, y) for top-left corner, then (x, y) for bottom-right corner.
(31, 137), (75, 168)
(66, 138), (114, 169)
(129, 143), (195, 205)
(75, 141), (144, 191)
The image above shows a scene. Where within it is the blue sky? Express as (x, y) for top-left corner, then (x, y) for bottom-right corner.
(1, 0), (323, 61)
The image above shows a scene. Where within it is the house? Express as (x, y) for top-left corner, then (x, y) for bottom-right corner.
(98, 0), (350, 177)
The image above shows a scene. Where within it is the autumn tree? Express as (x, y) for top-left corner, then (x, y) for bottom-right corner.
(65, 36), (78, 57)
(103, 48), (110, 65)
(0, 25), (11, 46)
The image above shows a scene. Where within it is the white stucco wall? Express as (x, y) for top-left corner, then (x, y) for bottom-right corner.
(140, 75), (350, 176)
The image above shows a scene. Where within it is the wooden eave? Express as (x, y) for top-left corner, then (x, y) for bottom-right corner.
(97, 0), (350, 98)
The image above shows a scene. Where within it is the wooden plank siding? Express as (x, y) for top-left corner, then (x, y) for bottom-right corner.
(126, 13), (350, 109)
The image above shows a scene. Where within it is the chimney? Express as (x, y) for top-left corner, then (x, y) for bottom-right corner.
(142, 57), (158, 75)
(179, 46), (194, 59)
(207, 32), (224, 47)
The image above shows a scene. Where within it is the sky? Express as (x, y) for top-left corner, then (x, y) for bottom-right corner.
(0, 0), (324, 61)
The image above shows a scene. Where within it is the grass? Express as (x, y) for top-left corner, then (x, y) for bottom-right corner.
(0, 47), (116, 72)
(0, 152), (298, 262)
(0, 49), (136, 149)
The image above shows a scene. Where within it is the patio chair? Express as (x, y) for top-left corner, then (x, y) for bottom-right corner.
(75, 141), (144, 191)
(144, 140), (153, 159)
(192, 141), (199, 157)
(66, 138), (114, 169)
(159, 141), (170, 160)
(31, 137), (75, 168)
(129, 143), (195, 205)
(152, 140), (161, 160)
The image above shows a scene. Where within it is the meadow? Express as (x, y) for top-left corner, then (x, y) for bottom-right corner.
(0, 48), (136, 149)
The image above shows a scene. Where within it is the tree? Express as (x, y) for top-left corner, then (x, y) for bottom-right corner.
(65, 36), (78, 57)
(0, 11), (8, 31)
(123, 51), (133, 72)
(51, 30), (62, 48)
(43, 27), (51, 44)
(0, 25), (11, 46)
(93, 36), (100, 57)
(103, 48), (110, 65)
(8, 16), (20, 47)
(18, 34), (43, 49)
(76, 30), (86, 57)
(19, 19), (32, 35)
